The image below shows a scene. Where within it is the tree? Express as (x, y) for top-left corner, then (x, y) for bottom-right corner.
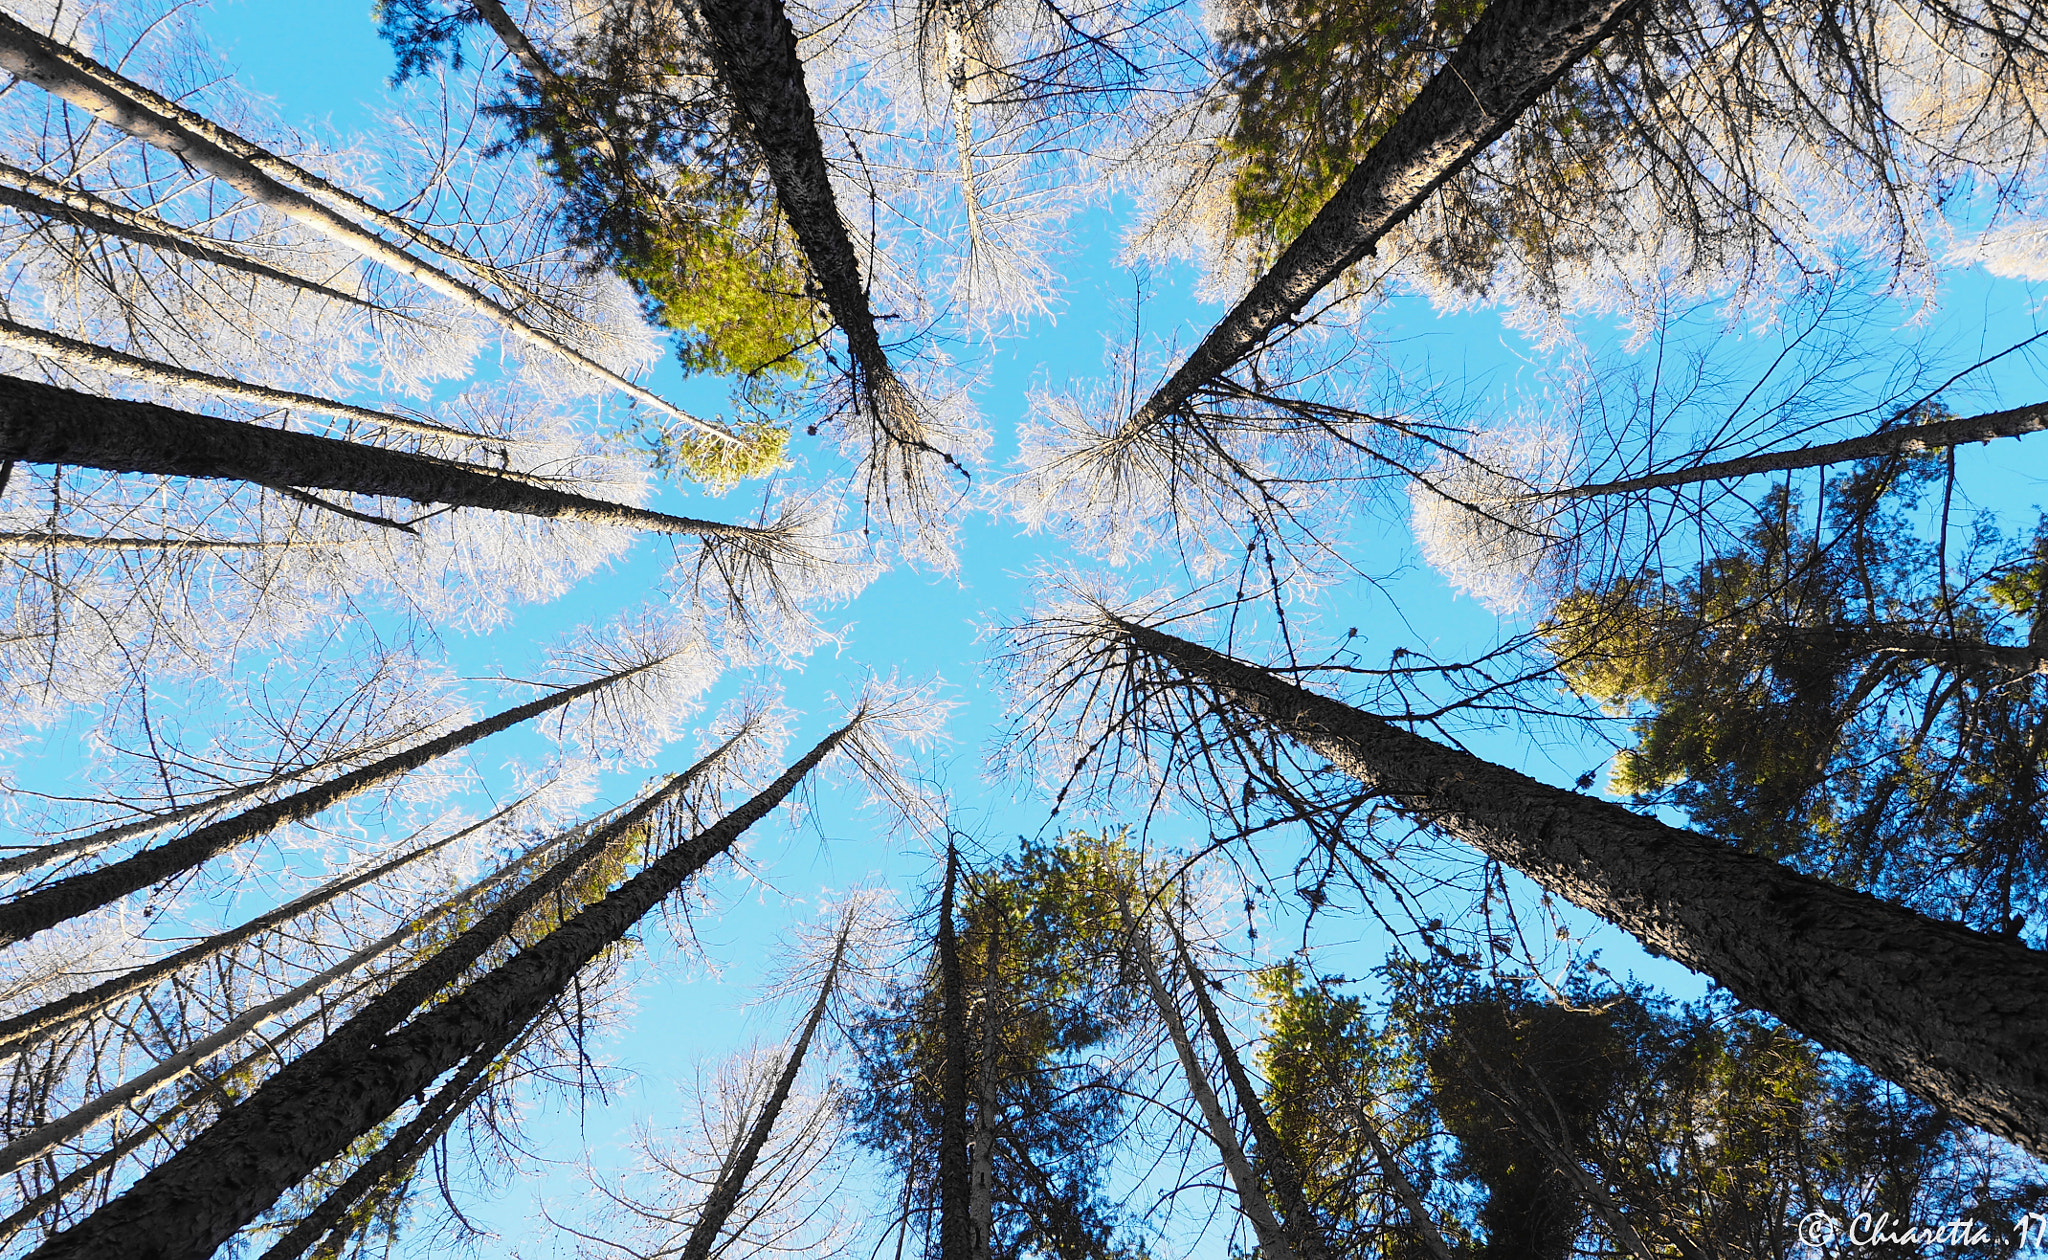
(848, 837), (1146, 1260)
(1542, 460), (2048, 936)
(1002, 606), (2048, 1154)
(24, 710), (866, 1260)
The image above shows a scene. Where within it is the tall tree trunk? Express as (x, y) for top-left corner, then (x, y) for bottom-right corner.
(1168, 916), (1332, 1260)
(1539, 401), (2048, 501)
(0, 317), (486, 442)
(24, 719), (855, 1260)
(1126, 0), (1638, 432)
(256, 1009), (542, 1260)
(1121, 901), (1295, 1260)
(0, 161), (376, 309)
(1107, 615), (2048, 1155)
(0, 795), (534, 1059)
(0, 531), (319, 550)
(677, 916), (853, 1260)
(0, 375), (757, 537)
(0, 768), (330, 880)
(0, 659), (659, 946)
(0, 820), (554, 1176)
(0, 12), (731, 444)
(968, 893), (1000, 1260)
(1352, 1111), (1453, 1260)
(936, 842), (975, 1260)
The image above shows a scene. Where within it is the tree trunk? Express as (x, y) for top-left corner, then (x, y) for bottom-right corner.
(1353, 1111), (1454, 1260)
(0, 12), (731, 444)
(1109, 615), (2048, 1155)
(1122, 902), (1295, 1260)
(678, 917), (853, 1260)
(0, 375), (756, 536)
(0, 659), (658, 947)
(936, 842), (975, 1260)
(0, 531), (316, 550)
(0, 771), (324, 880)
(1543, 402), (2048, 501)
(0, 796), (533, 1059)
(968, 893), (999, 1260)
(0, 824), (547, 1177)
(0, 161), (376, 309)
(1169, 916), (1332, 1260)
(255, 1011), (540, 1260)
(1127, 0), (1638, 432)
(0, 317), (485, 442)
(688, 0), (890, 393)
(24, 720), (853, 1260)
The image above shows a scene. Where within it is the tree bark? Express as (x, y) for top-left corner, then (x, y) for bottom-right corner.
(24, 720), (852, 1260)
(687, 0), (892, 393)
(0, 161), (376, 309)
(967, 892), (1000, 1260)
(936, 842), (976, 1260)
(0, 772), (321, 880)
(0, 659), (657, 947)
(0, 317), (486, 442)
(1109, 615), (2048, 1155)
(1543, 402), (2048, 501)
(678, 917), (852, 1260)
(0, 796), (533, 1059)
(1352, 1111), (1454, 1260)
(0, 375), (756, 536)
(0, 12), (732, 444)
(1122, 902), (1295, 1260)
(1169, 916), (1332, 1260)
(1126, 0), (1639, 431)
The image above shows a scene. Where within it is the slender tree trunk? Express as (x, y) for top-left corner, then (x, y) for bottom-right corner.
(0, 531), (316, 550)
(0, 375), (757, 536)
(936, 842), (975, 1260)
(1108, 615), (2048, 1155)
(967, 896), (999, 1260)
(0, 796), (533, 1059)
(1121, 902), (1295, 1260)
(1168, 917), (1331, 1260)
(0, 659), (658, 947)
(471, 0), (628, 171)
(688, 0), (891, 392)
(0, 770), (326, 881)
(0, 829), (540, 1177)
(255, 1011), (540, 1260)
(1542, 402), (2048, 501)
(0, 162), (376, 309)
(1352, 1109), (1454, 1260)
(24, 720), (853, 1260)
(1127, 0), (1638, 431)
(677, 918), (853, 1260)
(0, 317), (486, 442)
(0, 12), (731, 444)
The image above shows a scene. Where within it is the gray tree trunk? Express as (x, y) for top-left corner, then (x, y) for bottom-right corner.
(0, 660), (655, 946)
(1127, 0), (1639, 430)
(1544, 401), (2048, 501)
(936, 842), (976, 1260)
(677, 919), (852, 1260)
(0, 375), (755, 537)
(23, 721), (852, 1260)
(0, 796), (533, 1059)
(0, 12), (730, 443)
(1110, 616), (2048, 1155)
(0, 161), (375, 309)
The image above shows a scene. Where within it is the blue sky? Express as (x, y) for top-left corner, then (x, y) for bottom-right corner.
(54, 1), (2048, 1254)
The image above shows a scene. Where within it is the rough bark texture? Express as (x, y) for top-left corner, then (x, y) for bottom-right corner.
(0, 662), (650, 947)
(0, 162), (375, 308)
(937, 843), (976, 1260)
(0, 375), (753, 536)
(0, 799), (528, 1059)
(1113, 616), (2048, 1155)
(1127, 0), (1638, 430)
(1548, 402), (2048, 500)
(1170, 919), (1332, 1260)
(1127, 915), (1295, 1260)
(0, 317), (480, 441)
(689, 0), (891, 388)
(0, 12), (729, 441)
(678, 923), (850, 1260)
(25, 723), (850, 1260)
